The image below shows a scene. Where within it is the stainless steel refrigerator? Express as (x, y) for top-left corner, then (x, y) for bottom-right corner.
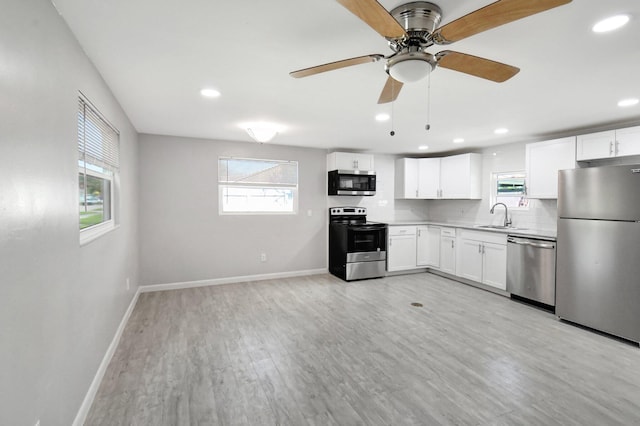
(557, 164), (640, 343)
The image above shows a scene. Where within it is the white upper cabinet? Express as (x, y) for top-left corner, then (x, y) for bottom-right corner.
(440, 153), (482, 199)
(525, 137), (576, 199)
(576, 126), (640, 161)
(395, 153), (481, 199)
(417, 158), (441, 198)
(327, 152), (374, 171)
(395, 158), (420, 198)
(576, 130), (615, 161)
(615, 126), (640, 157)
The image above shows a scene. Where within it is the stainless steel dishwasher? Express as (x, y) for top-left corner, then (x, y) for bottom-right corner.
(506, 235), (557, 306)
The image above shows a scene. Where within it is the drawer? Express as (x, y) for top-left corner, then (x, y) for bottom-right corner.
(459, 229), (507, 245)
(388, 225), (416, 236)
(440, 227), (456, 238)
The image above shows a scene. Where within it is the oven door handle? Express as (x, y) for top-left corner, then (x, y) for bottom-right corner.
(350, 226), (386, 231)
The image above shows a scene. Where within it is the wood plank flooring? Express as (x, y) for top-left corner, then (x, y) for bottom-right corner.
(85, 273), (640, 425)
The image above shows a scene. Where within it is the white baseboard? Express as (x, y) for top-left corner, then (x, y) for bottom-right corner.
(139, 268), (328, 293)
(72, 288), (141, 426)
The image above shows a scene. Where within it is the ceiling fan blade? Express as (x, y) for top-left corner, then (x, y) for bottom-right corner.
(378, 76), (404, 104)
(290, 54), (384, 78)
(436, 50), (519, 82)
(432, 0), (572, 44)
(336, 0), (407, 39)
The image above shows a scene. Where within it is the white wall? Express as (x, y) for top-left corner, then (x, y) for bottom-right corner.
(0, 1), (139, 425)
(425, 142), (558, 230)
(138, 135), (327, 285)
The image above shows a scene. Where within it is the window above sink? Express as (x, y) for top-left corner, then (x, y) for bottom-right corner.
(490, 171), (529, 211)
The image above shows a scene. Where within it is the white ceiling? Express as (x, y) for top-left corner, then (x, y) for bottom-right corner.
(52, 0), (640, 154)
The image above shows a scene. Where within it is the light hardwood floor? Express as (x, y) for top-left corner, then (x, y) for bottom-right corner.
(85, 273), (640, 425)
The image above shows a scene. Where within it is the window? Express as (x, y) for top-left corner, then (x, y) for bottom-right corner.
(78, 95), (119, 243)
(218, 157), (298, 214)
(490, 171), (529, 210)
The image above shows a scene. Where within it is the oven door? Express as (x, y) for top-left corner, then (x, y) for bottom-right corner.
(347, 225), (386, 260)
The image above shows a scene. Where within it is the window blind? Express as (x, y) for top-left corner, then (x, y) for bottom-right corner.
(78, 97), (120, 172)
(218, 157), (298, 187)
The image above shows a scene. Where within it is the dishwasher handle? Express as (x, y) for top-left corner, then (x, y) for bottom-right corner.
(507, 236), (555, 249)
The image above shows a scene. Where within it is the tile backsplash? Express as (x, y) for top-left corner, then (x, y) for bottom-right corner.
(424, 198), (557, 231)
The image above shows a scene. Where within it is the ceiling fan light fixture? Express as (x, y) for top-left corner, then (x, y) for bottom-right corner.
(243, 122), (281, 143)
(386, 51), (435, 83)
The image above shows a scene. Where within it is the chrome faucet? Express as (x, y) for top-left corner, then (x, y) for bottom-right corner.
(490, 202), (512, 227)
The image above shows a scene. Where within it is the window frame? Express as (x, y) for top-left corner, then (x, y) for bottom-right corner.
(79, 166), (115, 244)
(490, 170), (529, 211)
(78, 93), (120, 244)
(218, 156), (299, 215)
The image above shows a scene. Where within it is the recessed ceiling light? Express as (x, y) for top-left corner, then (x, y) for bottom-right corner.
(494, 128), (509, 135)
(375, 113), (390, 121)
(453, 138), (465, 144)
(618, 98), (639, 107)
(418, 145), (429, 150)
(200, 88), (221, 98)
(592, 14), (630, 33)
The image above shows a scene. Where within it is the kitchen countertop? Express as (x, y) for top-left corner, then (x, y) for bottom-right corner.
(382, 220), (557, 240)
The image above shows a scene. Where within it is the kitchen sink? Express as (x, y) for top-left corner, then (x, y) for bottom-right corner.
(474, 225), (525, 230)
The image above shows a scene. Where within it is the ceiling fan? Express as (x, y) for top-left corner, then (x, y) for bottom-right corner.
(290, 0), (572, 104)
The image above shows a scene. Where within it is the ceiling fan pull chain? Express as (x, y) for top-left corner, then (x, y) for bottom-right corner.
(425, 71), (431, 131)
(390, 79), (396, 136)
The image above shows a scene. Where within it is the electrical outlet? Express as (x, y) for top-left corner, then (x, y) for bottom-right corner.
(126, 277), (130, 290)
(260, 253), (267, 262)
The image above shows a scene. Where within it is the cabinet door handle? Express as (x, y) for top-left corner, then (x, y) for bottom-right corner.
(418, 229), (421, 237)
(478, 244), (482, 253)
(451, 240), (454, 249)
(609, 141), (614, 156)
(482, 244), (485, 254)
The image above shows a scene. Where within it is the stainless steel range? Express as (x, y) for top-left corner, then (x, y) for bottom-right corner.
(329, 207), (387, 281)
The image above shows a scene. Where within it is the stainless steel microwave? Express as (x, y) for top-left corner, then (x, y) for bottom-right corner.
(328, 170), (376, 196)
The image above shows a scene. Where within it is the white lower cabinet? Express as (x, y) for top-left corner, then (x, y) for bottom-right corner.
(387, 226), (417, 272)
(439, 228), (456, 275)
(481, 242), (508, 289)
(457, 230), (507, 290)
(417, 225), (440, 268)
(388, 225), (507, 290)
